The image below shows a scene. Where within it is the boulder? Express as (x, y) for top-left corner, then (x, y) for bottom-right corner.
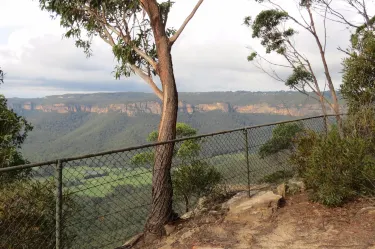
(276, 183), (286, 198)
(356, 206), (375, 216)
(164, 224), (176, 236)
(227, 191), (282, 215)
(181, 211), (194, 219)
(221, 191), (249, 210)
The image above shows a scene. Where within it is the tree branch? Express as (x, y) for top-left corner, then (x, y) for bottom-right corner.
(130, 64), (163, 100)
(319, 0), (361, 28)
(169, 0), (204, 45)
(104, 20), (158, 71)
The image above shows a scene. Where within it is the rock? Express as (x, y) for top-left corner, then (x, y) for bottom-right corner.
(119, 233), (143, 249)
(196, 196), (208, 210)
(229, 191), (282, 214)
(356, 206), (375, 216)
(276, 183), (286, 198)
(180, 229), (197, 240)
(202, 216), (217, 224)
(221, 191), (248, 210)
(181, 211), (194, 219)
(208, 210), (220, 215)
(164, 224), (176, 236)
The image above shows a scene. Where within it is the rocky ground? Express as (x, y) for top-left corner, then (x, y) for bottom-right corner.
(128, 181), (375, 249)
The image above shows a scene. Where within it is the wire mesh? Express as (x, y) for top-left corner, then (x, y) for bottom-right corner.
(0, 115), (337, 249)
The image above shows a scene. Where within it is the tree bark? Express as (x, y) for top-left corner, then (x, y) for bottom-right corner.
(184, 194), (189, 213)
(140, 0), (179, 240)
(306, 4), (342, 132)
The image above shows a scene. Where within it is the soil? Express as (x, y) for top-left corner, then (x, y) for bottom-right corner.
(135, 192), (375, 249)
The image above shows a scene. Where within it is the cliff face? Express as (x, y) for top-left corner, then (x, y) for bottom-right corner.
(8, 99), (338, 117)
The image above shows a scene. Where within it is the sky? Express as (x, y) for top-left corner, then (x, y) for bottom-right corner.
(0, 0), (364, 98)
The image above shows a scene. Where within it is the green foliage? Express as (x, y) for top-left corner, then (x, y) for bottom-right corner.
(343, 106), (375, 142)
(38, 0), (175, 80)
(246, 9), (292, 54)
(130, 151), (154, 168)
(247, 52), (258, 61)
(0, 180), (76, 249)
(258, 169), (294, 184)
(341, 29), (375, 111)
(176, 139), (201, 163)
(131, 122), (200, 167)
(172, 161), (222, 212)
(291, 126), (375, 207)
(147, 122), (198, 142)
(259, 122), (304, 158)
(286, 66), (314, 90)
(8, 91), (324, 161)
(0, 70), (33, 183)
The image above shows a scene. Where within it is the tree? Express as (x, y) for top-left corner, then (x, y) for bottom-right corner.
(259, 122), (304, 159)
(245, 0), (342, 131)
(0, 68), (33, 184)
(318, 0), (374, 33)
(336, 2), (375, 111)
(0, 69), (76, 249)
(37, 0), (205, 238)
(131, 122), (201, 168)
(172, 161), (221, 212)
(341, 28), (375, 111)
(132, 123), (221, 213)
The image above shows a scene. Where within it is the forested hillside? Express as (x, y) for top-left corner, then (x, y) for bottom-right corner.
(11, 91), (344, 162)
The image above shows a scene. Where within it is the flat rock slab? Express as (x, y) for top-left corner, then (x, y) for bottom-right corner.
(228, 191), (282, 215)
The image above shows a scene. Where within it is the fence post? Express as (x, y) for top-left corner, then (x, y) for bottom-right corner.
(243, 129), (251, 197)
(56, 160), (63, 249)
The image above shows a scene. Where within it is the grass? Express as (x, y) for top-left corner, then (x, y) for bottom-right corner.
(209, 151), (293, 186)
(65, 167), (152, 197)
(32, 150), (294, 199)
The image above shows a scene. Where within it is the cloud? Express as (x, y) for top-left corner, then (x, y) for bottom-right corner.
(0, 0), (367, 98)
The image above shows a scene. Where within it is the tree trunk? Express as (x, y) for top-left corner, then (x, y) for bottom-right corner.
(306, 4), (342, 132)
(141, 0), (179, 240)
(319, 94), (329, 134)
(184, 194), (189, 213)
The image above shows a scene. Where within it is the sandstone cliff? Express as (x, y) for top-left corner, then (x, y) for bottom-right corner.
(8, 99), (339, 117)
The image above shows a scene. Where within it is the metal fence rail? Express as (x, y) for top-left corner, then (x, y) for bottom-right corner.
(0, 115), (336, 249)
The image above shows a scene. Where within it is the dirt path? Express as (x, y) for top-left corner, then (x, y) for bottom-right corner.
(137, 192), (375, 249)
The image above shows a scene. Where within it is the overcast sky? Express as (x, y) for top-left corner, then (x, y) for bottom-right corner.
(0, 0), (363, 98)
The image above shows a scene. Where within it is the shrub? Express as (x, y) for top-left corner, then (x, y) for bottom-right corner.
(258, 169), (295, 184)
(343, 106), (375, 142)
(172, 161), (222, 212)
(291, 127), (375, 207)
(259, 122), (304, 159)
(0, 180), (76, 249)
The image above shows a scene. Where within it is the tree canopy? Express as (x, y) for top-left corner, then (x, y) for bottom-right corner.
(341, 27), (375, 110)
(38, 0), (203, 101)
(131, 122), (201, 167)
(0, 68), (33, 183)
(259, 122), (304, 159)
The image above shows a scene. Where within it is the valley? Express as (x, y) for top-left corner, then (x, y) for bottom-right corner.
(8, 91), (344, 162)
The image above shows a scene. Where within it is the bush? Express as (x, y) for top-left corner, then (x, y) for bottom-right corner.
(258, 169), (295, 184)
(343, 106), (375, 142)
(172, 161), (222, 212)
(0, 180), (76, 249)
(259, 122), (304, 159)
(291, 127), (375, 207)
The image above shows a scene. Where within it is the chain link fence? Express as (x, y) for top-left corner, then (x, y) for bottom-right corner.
(0, 115), (336, 249)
